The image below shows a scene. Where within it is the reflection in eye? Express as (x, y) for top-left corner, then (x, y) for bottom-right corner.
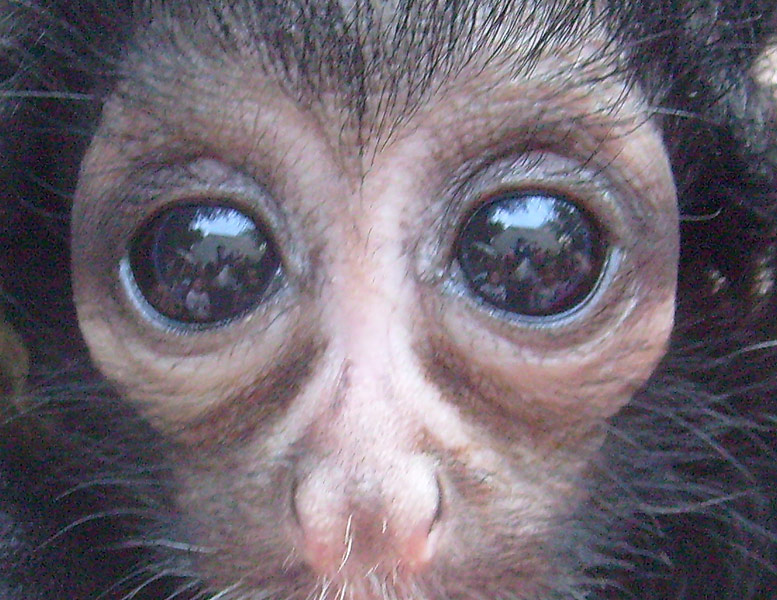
(457, 192), (607, 317)
(127, 204), (281, 325)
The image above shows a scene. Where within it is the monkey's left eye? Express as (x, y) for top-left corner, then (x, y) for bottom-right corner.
(125, 203), (281, 326)
(456, 191), (607, 317)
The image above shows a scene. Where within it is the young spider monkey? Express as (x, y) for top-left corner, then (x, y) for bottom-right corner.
(1, 1), (777, 599)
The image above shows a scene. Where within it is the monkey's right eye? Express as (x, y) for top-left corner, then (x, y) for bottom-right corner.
(125, 203), (281, 326)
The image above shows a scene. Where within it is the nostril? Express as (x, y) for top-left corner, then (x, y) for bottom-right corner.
(289, 476), (301, 527)
(400, 472), (443, 568)
(430, 473), (444, 532)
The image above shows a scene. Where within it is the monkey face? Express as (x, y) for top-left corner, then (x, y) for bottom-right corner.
(69, 6), (678, 599)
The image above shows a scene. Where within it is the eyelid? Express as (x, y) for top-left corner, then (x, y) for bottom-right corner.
(415, 150), (642, 339)
(442, 151), (632, 258)
(109, 158), (310, 278)
(93, 160), (308, 341)
(113, 158), (279, 227)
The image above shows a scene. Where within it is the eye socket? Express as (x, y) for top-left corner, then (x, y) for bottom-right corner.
(456, 191), (608, 318)
(126, 203), (281, 326)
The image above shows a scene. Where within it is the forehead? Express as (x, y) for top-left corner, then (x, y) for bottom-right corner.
(123, 0), (621, 149)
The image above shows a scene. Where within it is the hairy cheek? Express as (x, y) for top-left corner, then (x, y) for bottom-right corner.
(75, 301), (306, 427)
(436, 297), (676, 430)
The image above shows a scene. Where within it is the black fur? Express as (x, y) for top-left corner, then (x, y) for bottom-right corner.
(1, 1), (777, 598)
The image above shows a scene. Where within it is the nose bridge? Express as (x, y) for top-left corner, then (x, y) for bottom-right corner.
(320, 353), (411, 468)
(291, 224), (444, 574)
(321, 214), (415, 425)
(321, 295), (425, 467)
(302, 220), (418, 479)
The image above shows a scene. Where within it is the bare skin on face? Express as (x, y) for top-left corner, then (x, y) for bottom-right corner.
(70, 4), (678, 599)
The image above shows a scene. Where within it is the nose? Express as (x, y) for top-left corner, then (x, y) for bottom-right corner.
(292, 452), (442, 576)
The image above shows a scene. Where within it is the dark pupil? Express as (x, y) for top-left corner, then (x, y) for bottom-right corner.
(457, 192), (606, 317)
(128, 204), (280, 324)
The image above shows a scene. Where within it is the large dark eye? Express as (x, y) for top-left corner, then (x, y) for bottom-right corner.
(126, 203), (281, 326)
(457, 191), (607, 317)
